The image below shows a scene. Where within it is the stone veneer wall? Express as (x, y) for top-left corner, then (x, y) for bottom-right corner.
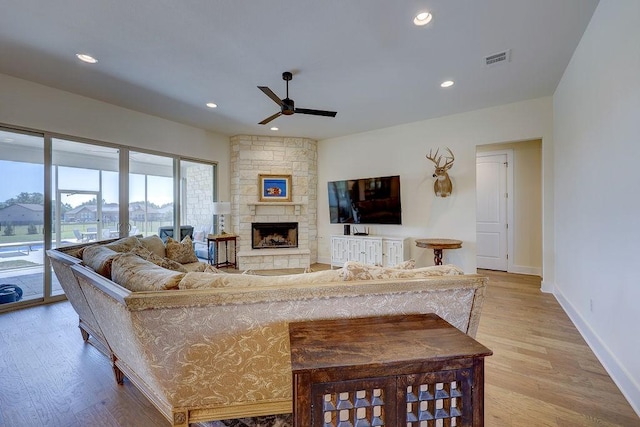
(230, 135), (317, 270)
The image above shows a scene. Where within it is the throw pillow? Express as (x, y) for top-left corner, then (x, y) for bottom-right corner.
(139, 235), (166, 258)
(165, 236), (199, 264)
(104, 235), (141, 253)
(129, 245), (187, 272)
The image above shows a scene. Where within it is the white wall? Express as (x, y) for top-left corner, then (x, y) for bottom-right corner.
(0, 73), (231, 201)
(318, 97), (554, 275)
(553, 0), (640, 414)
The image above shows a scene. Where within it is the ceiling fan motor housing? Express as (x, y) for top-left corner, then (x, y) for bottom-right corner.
(282, 98), (295, 115)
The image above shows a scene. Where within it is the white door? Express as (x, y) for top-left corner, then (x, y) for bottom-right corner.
(476, 153), (508, 270)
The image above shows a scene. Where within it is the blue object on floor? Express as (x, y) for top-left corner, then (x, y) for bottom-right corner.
(0, 284), (23, 304)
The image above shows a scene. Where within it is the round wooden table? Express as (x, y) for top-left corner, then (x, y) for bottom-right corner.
(415, 238), (463, 265)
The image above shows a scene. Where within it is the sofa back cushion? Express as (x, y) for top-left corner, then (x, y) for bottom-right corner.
(82, 245), (120, 278)
(178, 268), (344, 290)
(165, 236), (199, 264)
(342, 261), (463, 281)
(111, 253), (185, 291)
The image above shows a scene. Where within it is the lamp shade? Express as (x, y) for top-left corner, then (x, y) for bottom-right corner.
(211, 201), (231, 215)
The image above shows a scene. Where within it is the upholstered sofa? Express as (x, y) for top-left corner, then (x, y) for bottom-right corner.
(48, 236), (488, 427)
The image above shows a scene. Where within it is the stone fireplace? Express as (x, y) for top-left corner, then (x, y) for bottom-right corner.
(230, 135), (317, 270)
(252, 222), (298, 249)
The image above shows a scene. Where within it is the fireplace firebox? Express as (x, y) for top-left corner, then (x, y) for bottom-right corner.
(252, 222), (298, 249)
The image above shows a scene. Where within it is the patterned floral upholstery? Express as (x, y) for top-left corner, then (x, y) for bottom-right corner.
(49, 237), (487, 427)
(165, 236), (199, 264)
(342, 261), (463, 281)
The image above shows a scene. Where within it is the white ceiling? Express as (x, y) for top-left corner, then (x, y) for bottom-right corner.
(0, 0), (599, 140)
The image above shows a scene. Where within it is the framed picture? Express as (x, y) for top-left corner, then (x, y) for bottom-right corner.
(259, 174), (292, 202)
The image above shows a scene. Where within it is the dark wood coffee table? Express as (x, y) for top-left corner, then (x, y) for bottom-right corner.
(289, 313), (492, 427)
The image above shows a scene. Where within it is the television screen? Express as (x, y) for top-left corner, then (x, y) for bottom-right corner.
(328, 175), (402, 224)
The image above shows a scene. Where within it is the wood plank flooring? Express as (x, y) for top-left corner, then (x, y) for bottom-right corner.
(0, 267), (637, 426)
(477, 270), (639, 426)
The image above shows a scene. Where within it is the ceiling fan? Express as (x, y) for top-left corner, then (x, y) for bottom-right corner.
(257, 71), (337, 125)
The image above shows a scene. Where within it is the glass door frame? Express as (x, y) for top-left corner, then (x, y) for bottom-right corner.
(54, 189), (101, 246)
(1, 124), (218, 312)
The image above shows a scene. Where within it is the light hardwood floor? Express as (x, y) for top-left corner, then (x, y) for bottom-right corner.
(0, 267), (637, 426)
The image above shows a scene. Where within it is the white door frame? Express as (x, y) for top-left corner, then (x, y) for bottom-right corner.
(476, 149), (514, 272)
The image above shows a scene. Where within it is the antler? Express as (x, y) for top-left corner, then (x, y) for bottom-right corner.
(442, 147), (455, 170)
(426, 148), (442, 166)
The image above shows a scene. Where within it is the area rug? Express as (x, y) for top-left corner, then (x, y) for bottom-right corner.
(195, 414), (291, 427)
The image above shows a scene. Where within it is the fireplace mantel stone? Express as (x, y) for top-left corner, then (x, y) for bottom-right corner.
(247, 202), (305, 216)
(230, 135), (317, 270)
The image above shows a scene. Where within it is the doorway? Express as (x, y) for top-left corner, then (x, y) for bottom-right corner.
(476, 141), (542, 275)
(476, 150), (511, 271)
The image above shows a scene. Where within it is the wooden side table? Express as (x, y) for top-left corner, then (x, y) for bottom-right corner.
(206, 234), (237, 269)
(289, 314), (492, 427)
(415, 238), (463, 265)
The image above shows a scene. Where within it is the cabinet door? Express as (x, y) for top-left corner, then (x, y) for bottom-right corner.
(330, 237), (349, 267)
(347, 238), (365, 263)
(363, 239), (383, 266)
(383, 239), (404, 267)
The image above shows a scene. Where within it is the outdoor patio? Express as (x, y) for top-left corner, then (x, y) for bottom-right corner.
(0, 244), (63, 305)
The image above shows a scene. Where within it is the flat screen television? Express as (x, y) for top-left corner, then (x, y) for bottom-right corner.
(328, 175), (402, 224)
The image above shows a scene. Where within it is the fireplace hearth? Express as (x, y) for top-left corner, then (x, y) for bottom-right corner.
(252, 222), (298, 249)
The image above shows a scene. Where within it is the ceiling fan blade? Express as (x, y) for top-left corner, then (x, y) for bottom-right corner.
(259, 112), (282, 125)
(258, 86), (284, 106)
(295, 108), (337, 117)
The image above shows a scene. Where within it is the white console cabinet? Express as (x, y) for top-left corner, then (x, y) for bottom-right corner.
(330, 235), (409, 268)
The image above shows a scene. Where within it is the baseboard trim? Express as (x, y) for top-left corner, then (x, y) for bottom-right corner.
(554, 288), (640, 418)
(540, 279), (554, 293)
(509, 264), (541, 276)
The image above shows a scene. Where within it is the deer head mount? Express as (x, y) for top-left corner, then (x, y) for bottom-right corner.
(426, 147), (455, 197)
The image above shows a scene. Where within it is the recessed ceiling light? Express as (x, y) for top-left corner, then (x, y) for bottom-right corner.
(76, 53), (98, 64)
(414, 11), (433, 26)
(206, 102), (217, 108)
(440, 80), (454, 88)
(270, 127), (279, 131)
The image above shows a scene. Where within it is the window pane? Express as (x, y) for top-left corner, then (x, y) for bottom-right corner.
(52, 138), (120, 248)
(181, 160), (215, 260)
(0, 129), (45, 307)
(129, 151), (174, 237)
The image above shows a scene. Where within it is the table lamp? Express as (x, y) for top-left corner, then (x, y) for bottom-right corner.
(211, 201), (231, 234)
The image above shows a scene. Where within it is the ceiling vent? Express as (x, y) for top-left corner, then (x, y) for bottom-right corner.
(485, 49), (511, 66)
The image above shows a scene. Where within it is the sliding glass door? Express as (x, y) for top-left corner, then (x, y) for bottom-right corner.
(181, 160), (216, 257)
(129, 151), (175, 238)
(0, 128), (46, 307)
(52, 138), (120, 247)
(1, 125), (218, 312)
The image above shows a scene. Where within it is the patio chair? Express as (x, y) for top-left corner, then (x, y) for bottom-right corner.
(158, 225), (194, 243)
(192, 225), (214, 261)
(73, 229), (83, 242)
